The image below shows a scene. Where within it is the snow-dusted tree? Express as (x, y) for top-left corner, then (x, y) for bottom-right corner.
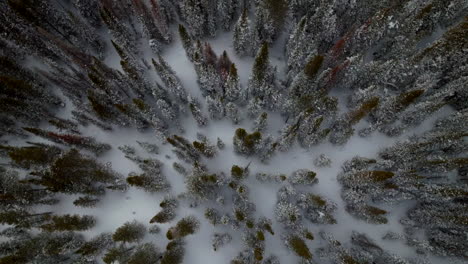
(28, 149), (120, 196)
(329, 97), (380, 145)
(224, 63), (242, 103)
(188, 97), (208, 127)
(166, 216), (200, 240)
(180, 0), (207, 37)
(253, 112), (268, 132)
(185, 164), (223, 201)
(247, 43), (281, 115)
(152, 55), (188, 104)
(76, 233), (114, 258)
(150, 196), (178, 224)
(0, 230), (85, 263)
(127, 158), (170, 193)
(179, 24), (195, 61)
(275, 202), (301, 230)
(225, 102), (241, 124)
(233, 9), (252, 56)
(217, 0), (238, 31)
(288, 169), (318, 186)
(212, 232), (232, 251)
(40, 214), (96, 232)
(252, 0), (288, 50)
(112, 220), (146, 244)
(206, 95), (225, 120)
(233, 128), (262, 156)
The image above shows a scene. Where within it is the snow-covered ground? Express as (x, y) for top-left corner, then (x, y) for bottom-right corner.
(27, 29), (456, 264)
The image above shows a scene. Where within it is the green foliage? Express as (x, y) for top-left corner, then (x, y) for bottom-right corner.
(252, 43), (269, 81)
(102, 247), (128, 264)
(39, 149), (117, 194)
(342, 255), (360, 264)
(288, 235), (312, 259)
(0, 210), (48, 227)
(304, 55), (324, 79)
(349, 97), (380, 124)
(128, 243), (160, 264)
(88, 93), (112, 119)
(245, 131), (262, 149)
(256, 231), (265, 241)
(88, 73), (107, 90)
(205, 208), (220, 226)
(132, 98), (147, 111)
(115, 103), (130, 114)
(419, 17), (468, 59)
(179, 24), (190, 43)
(263, 223), (274, 235)
(396, 89), (424, 109)
(127, 175), (146, 186)
(235, 210), (245, 222)
(365, 205), (388, 224)
(263, 0), (288, 29)
(77, 241), (102, 256)
(309, 194), (327, 207)
(161, 240), (184, 264)
(150, 209), (174, 224)
(73, 196), (99, 208)
(0, 75), (40, 99)
(231, 165), (245, 180)
(254, 247), (263, 261)
(112, 221), (146, 243)
(41, 214), (96, 232)
(229, 63), (238, 78)
(167, 216), (200, 240)
(8, 145), (61, 168)
(304, 230), (314, 240)
(355, 171), (394, 182)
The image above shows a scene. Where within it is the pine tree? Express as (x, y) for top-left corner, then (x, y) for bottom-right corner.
(217, 0), (238, 31)
(233, 9), (252, 56)
(31, 149), (120, 195)
(247, 43), (281, 114)
(166, 216), (200, 240)
(179, 24), (195, 61)
(127, 243), (161, 264)
(180, 0), (206, 37)
(127, 159), (170, 193)
(112, 221), (146, 244)
(225, 63), (242, 103)
(252, 0), (288, 50)
(76, 233), (113, 257)
(40, 214), (96, 232)
(152, 55), (188, 104)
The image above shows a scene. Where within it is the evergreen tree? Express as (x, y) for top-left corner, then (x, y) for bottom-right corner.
(225, 63), (242, 103)
(217, 0), (238, 31)
(233, 9), (252, 56)
(112, 221), (146, 244)
(179, 24), (195, 61)
(126, 159), (170, 193)
(166, 216), (200, 240)
(40, 214), (96, 232)
(180, 0), (206, 37)
(252, 0), (288, 50)
(31, 149), (120, 195)
(247, 43), (281, 115)
(152, 55), (188, 104)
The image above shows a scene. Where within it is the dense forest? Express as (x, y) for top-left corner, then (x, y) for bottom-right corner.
(0, 0), (467, 263)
